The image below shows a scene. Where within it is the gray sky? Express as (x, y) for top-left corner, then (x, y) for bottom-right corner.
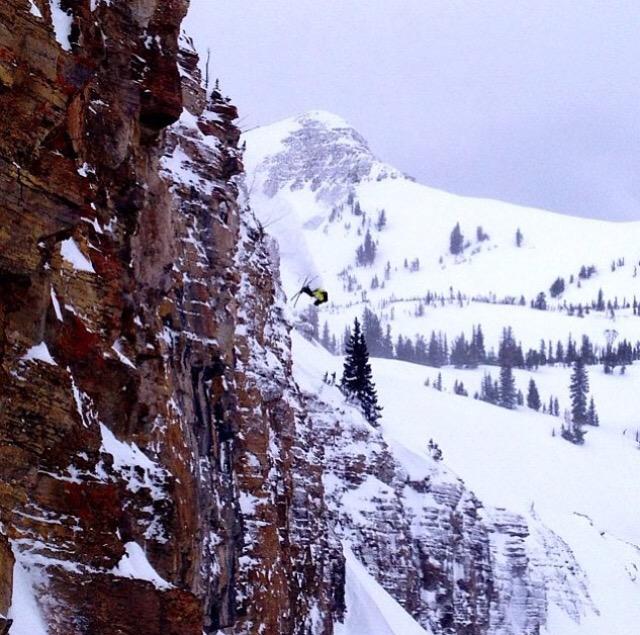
(185, 1), (640, 221)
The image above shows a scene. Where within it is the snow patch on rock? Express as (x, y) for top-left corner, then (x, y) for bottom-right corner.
(112, 542), (172, 590)
(60, 238), (95, 273)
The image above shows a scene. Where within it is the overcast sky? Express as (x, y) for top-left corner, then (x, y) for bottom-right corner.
(185, 1), (640, 221)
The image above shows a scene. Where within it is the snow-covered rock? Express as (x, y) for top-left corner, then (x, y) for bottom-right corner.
(246, 111), (640, 634)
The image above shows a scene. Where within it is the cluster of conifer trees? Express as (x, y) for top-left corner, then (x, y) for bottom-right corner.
(562, 358), (599, 444)
(428, 355), (600, 445)
(334, 312), (603, 445)
(326, 310), (640, 375)
(449, 222), (523, 255)
(323, 314), (640, 385)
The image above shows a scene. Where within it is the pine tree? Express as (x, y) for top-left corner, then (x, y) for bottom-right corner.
(533, 292), (547, 310)
(414, 335), (427, 364)
(499, 363), (517, 409)
(362, 307), (384, 357)
(566, 335), (577, 363)
(580, 335), (595, 365)
(475, 324), (486, 363)
(587, 396), (599, 426)
(381, 325), (394, 359)
(479, 372), (498, 404)
(562, 358), (589, 444)
(476, 225), (489, 242)
(449, 222), (464, 255)
(515, 227), (523, 247)
(538, 339), (547, 366)
(356, 229), (376, 266)
(498, 327), (521, 367)
(525, 349), (539, 370)
(450, 333), (468, 368)
(454, 380), (468, 396)
(341, 318), (382, 426)
(395, 336), (415, 363)
(570, 357), (589, 425)
(550, 277), (565, 298)
(555, 340), (564, 364)
(427, 331), (442, 368)
(469, 324), (485, 367)
(527, 379), (541, 411)
(442, 333), (449, 365)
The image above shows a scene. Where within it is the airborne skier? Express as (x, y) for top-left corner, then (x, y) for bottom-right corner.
(299, 285), (328, 306)
(292, 276), (329, 306)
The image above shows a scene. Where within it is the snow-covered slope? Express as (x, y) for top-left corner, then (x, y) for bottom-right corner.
(244, 110), (640, 353)
(335, 545), (433, 635)
(292, 334), (596, 635)
(246, 112), (640, 634)
(298, 335), (640, 635)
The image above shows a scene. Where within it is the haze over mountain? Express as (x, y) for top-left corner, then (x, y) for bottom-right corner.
(186, 0), (640, 222)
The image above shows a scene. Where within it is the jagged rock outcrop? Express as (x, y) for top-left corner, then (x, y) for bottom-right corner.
(299, 386), (594, 635)
(245, 110), (409, 204)
(0, 2), (342, 633)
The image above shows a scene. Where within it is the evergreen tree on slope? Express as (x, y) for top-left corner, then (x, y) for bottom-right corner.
(527, 379), (541, 411)
(362, 307), (384, 357)
(499, 363), (517, 409)
(563, 357), (589, 444)
(498, 327), (518, 409)
(449, 222), (464, 255)
(587, 396), (599, 426)
(341, 318), (383, 426)
(570, 357), (589, 425)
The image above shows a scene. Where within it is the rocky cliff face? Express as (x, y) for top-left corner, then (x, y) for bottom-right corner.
(0, 2), (342, 633)
(296, 379), (594, 635)
(251, 111), (407, 203)
(0, 3), (595, 635)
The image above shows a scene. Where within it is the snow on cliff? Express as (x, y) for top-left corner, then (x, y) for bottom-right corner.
(247, 111), (640, 634)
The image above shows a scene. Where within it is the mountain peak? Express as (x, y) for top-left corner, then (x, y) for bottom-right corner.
(294, 109), (353, 130)
(243, 110), (406, 203)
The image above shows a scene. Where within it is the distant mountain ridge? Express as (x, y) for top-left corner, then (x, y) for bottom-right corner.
(244, 110), (640, 352)
(245, 110), (407, 203)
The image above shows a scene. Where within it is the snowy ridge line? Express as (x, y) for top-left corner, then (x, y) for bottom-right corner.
(572, 511), (640, 553)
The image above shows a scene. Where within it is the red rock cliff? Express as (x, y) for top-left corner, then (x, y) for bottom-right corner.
(0, 2), (342, 633)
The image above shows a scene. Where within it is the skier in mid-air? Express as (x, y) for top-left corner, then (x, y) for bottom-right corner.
(299, 285), (328, 306)
(292, 276), (329, 306)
